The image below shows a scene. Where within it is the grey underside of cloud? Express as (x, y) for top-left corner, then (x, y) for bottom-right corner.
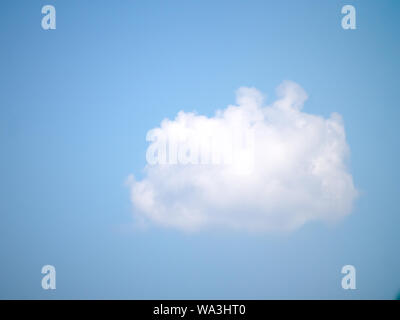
(128, 81), (358, 232)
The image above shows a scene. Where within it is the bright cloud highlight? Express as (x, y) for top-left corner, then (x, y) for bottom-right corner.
(128, 81), (358, 232)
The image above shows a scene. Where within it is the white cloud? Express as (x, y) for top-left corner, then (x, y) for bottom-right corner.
(128, 81), (358, 232)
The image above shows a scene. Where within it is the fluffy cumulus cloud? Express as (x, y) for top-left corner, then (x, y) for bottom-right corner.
(128, 81), (358, 232)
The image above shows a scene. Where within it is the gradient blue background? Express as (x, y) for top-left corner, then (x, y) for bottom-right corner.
(0, 0), (399, 299)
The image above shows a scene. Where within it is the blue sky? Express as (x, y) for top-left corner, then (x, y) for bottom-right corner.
(0, 0), (399, 299)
